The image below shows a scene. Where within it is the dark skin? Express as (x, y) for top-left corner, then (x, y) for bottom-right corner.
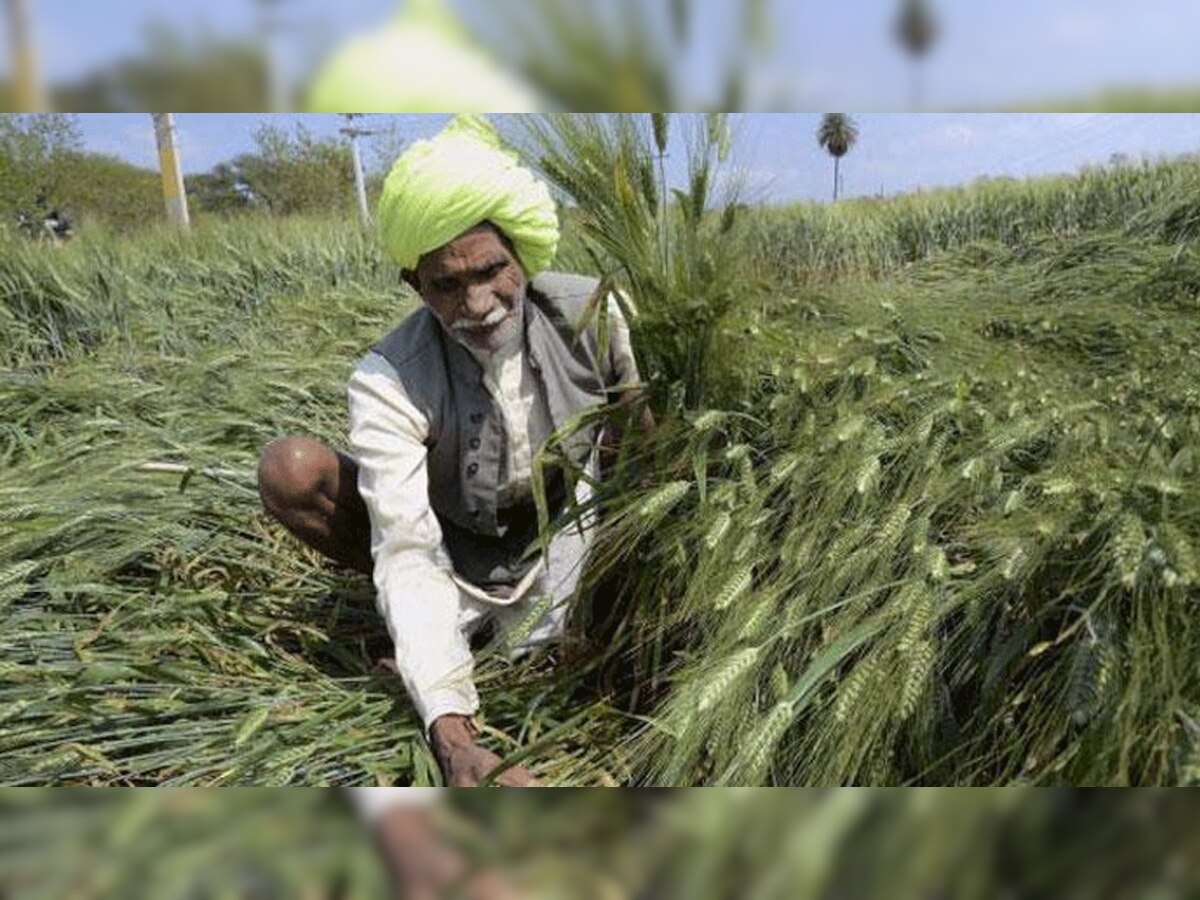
(373, 806), (520, 900)
(257, 223), (539, 789)
(410, 226), (657, 766)
(255, 436), (538, 788)
(257, 222), (652, 789)
(402, 223), (541, 788)
(401, 222), (529, 356)
(404, 222), (654, 445)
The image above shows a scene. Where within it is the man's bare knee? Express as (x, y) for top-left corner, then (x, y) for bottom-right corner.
(257, 436), (332, 519)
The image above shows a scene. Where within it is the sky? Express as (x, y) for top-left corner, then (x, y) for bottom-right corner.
(74, 113), (1200, 205)
(21, 0), (396, 91)
(773, 0), (1200, 109)
(13, 1), (1200, 111)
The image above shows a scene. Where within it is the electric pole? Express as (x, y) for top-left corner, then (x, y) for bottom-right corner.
(152, 114), (191, 229)
(6, 0), (47, 111)
(340, 114), (375, 229)
(256, 0), (288, 111)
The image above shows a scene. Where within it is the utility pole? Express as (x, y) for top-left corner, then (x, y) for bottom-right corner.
(256, 0), (288, 111)
(6, 0), (47, 111)
(152, 114), (191, 229)
(340, 114), (375, 228)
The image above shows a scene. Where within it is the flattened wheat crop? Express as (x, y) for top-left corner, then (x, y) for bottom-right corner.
(563, 222), (1200, 784)
(532, 115), (1200, 786)
(0, 215), (622, 786)
(3, 119), (1199, 786)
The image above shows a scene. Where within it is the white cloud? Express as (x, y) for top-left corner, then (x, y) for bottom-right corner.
(891, 119), (984, 154)
(939, 124), (977, 147)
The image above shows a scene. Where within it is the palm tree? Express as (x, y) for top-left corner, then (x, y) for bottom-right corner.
(816, 113), (858, 202)
(893, 0), (939, 110)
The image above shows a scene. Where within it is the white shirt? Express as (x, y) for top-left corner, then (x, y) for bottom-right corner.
(347, 294), (638, 731)
(347, 786), (440, 817)
(466, 337), (545, 509)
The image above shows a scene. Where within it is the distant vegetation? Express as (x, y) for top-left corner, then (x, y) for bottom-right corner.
(0, 114), (392, 236)
(0, 114), (159, 234)
(739, 152), (1200, 281)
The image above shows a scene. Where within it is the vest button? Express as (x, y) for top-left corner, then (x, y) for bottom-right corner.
(469, 412), (484, 424)
(470, 508), (481, 518)
(466, 463), (479, 477)
(469, 437), (481, 450)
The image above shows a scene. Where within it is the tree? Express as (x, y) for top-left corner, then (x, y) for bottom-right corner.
(893, 0), (939, 110)
(0, 115), (163, 233)
(51, 25), (269, 112)
(50, 150), (161, 232)
(366, 117), (411, 178)
(0, 113), (82, 221)
(221, 122), (355, 217)
(816, 113), (858, 202)
(184, 163), (253, 217)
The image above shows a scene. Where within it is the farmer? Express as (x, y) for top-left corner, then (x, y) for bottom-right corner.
(257, 115), (644, 787)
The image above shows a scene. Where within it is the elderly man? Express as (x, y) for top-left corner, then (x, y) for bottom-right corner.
(257, 115), (643, 787)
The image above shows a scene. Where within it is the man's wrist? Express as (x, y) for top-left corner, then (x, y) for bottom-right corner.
(430, 713), (478, 753)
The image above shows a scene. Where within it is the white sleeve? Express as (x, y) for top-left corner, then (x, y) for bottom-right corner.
(346, 787), (441, 821)
(348, 354), (479, 731)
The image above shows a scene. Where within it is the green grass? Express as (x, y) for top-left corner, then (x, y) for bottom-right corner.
(738, 153), (1200, 283)
(2, 132), (1199, 785)
(1002, 84), (1200, 113)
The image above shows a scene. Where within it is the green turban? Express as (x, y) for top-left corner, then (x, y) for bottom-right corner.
(306, 0), (540, 113)
(377, 115), (560, 276)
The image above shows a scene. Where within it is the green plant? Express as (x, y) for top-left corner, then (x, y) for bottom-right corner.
(1, 127), (1197, 787)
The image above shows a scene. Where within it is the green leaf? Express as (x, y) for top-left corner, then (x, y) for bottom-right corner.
(234, 706), (271, 747)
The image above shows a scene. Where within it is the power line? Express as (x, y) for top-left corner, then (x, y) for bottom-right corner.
(1002, 114), (1127, 174)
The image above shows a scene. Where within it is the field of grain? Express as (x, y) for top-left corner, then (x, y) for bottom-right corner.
(3, 790), (1193, 898)
(2, 122), (1198, 786)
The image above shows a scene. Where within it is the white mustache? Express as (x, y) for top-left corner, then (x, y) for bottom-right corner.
(452, 307), (509, 331)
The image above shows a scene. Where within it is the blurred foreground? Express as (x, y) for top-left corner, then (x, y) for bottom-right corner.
(0, 789), (1197, 899)
(2, 0), (1200, 111)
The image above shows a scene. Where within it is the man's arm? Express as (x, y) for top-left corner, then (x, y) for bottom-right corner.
(349, 355), (480, 729)
(348, 355), (538, 787)
(347, 789), (521, 899)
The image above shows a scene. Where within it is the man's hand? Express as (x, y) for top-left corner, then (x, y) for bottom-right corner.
(375, 806), (523, 900)
(430, 714), (541, 787)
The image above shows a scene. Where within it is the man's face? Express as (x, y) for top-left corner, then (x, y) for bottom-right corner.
(406, 223), (527, 354)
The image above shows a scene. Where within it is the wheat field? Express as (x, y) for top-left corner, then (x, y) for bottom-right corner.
(3, 789), (1194, 898)
(2, 117), (1198, 786)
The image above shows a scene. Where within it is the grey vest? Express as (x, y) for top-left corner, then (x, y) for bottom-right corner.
(370, 272), (612, 591)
